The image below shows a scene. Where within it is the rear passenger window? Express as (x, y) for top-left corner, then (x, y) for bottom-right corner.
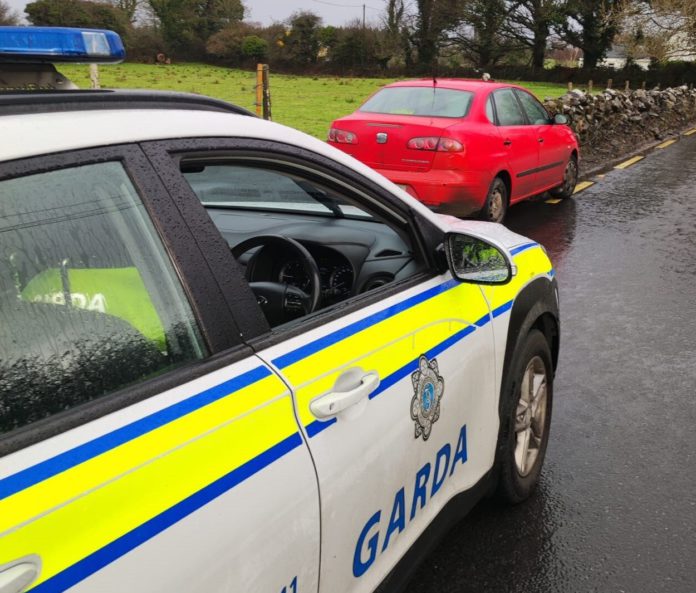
(0, 162), (206, 434)
(515, 90), (550, 125)
(493, 89), (526, 126)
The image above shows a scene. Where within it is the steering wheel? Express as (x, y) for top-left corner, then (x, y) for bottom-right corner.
(231, 234), (322, 326)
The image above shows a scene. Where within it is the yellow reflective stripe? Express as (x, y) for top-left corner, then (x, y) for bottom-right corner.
(484, 246), (553, 310)
(3, 396), (297, 590)
(281, 282), (488, 428)
(1, 374), (286, 534)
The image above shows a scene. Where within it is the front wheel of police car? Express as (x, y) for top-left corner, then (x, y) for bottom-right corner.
(494, 329), (554, 504)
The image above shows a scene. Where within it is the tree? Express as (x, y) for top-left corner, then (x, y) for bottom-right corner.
(556, 0), (629, 69)
(112, 0), (139, 22)
(328, 20), (386, 70)
(242, 34), (267, 60)
(148, 0), (244, 55)
(452, 0), (514, 68)
(0, 0), (19, 24)
(285, 11), (321, 65)
(620, 0), (696, 62)
(383, 0), (412, 67)
(504, 0), (564, 69)
(410, 0), (463, 70)
(25, 0), (132, 37)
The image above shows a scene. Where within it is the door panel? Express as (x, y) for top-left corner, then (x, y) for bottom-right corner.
(514, 89), (566, 189)
(0, 154), (319, 593)
(492, 89), (539, 199)
(0, 353), (320, 593)
(255, 275), (497, 593)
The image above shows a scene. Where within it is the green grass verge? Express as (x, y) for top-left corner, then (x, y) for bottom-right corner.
(61, 63), (572, 139)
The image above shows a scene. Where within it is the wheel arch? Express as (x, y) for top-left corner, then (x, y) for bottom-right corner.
(500, 277), (560, 397)
(496, 169), (512, 202)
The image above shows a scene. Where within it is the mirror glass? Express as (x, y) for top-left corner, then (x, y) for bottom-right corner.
(554, 113), (569, 125)
(446, 233), (511, 284)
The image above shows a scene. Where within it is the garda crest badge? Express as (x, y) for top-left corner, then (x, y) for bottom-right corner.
(410, 355), (445, 441)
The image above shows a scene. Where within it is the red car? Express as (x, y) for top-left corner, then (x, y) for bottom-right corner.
(328, 79), (579, 223)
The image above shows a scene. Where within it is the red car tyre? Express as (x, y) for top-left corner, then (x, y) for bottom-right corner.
(550, 156), (579, 199)
(480, 176), (508, 223)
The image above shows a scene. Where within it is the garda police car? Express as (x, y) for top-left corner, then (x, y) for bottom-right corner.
(0, 28), (560, 593)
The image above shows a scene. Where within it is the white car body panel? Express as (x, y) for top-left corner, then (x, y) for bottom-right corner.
(0, 98), (556, 593)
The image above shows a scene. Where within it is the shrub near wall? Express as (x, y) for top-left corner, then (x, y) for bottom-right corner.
(543, 86), (696, 168)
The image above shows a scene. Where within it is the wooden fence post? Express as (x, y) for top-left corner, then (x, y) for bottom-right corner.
(568, 81), (573, 92)
(625, 80), (630, 92)
(588, 80), (593, 94)
(89, 64), (100, 89)
(261, 64), (272, 121)
(255, 65), (273, 120)
(607, 78), (613, 89)
(256, 64), (263, 118)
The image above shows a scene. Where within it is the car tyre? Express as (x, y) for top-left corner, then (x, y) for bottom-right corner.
(550, 156), (578, 199)
(480, 176), (508, 223)
(494, 329), (553, 504)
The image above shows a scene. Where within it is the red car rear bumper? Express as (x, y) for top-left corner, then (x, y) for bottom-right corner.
(375, 168), (489, 218)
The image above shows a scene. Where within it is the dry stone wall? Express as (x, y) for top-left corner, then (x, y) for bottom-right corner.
(542, 86), (696, 169)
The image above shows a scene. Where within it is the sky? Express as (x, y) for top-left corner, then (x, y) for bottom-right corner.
(6, 0), (384, 26)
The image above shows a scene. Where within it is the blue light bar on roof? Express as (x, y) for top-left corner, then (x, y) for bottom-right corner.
(0, 27), (125, 63)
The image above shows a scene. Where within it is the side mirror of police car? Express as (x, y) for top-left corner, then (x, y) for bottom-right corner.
(445, 233), (514, 285)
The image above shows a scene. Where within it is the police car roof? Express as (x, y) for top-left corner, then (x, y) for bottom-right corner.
(0, 89), (255, 117)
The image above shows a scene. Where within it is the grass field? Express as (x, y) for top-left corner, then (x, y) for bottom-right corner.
(61, 62), (571, 139)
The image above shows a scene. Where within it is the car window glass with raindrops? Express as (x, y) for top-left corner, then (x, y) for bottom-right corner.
(493, 89), (527, 126)
(515, 90), (551, 125)
(180, 159), (423, 329)
(359, 87), (474, 118)
(0, 162), (206, 435)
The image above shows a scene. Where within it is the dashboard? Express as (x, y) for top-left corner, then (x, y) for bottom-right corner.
(205, 208), (422, 309)
(276, 244), (354, 306)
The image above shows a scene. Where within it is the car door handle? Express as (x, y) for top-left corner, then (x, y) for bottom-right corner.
(538, 137), (544, 143)
(0, 560), (40, 593)
(310, 371), (380, 419)
(503, 139), (512, 146)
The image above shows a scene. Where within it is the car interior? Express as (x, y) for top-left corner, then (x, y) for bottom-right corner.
(181, 160), (426, 327)
(0, 163), (203, 434)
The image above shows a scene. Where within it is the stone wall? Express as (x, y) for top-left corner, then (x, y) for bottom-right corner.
(542, 86), (696, 169)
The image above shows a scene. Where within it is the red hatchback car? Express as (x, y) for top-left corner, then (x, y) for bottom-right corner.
(328, 79), (579, 223)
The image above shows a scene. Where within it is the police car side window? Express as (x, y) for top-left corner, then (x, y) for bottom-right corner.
(0, 162), (206, 435)
(180, 159), (423, 329)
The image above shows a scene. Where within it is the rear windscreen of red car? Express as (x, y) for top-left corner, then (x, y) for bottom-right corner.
(359, 87), (474, 118)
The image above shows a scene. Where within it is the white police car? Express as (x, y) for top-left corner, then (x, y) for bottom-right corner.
(0, 28), (559, 593)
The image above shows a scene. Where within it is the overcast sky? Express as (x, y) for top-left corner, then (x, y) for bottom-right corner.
(6, 0), (384, 26)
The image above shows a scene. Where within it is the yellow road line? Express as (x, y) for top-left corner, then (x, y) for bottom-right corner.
(574, 181), (595, 194)
(657, 139), (677, 149)
(614, 155), (644, 169)
(684, 129), (696, 136)
(545, 198), (562, 204)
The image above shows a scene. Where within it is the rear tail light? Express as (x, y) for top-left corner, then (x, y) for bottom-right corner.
(328, 128), (358, 144)
(407, 137), (464, 152)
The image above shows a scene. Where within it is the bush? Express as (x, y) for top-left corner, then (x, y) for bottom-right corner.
(25, 0), (131, 37)
(242, 35), (268, 61)
(125, 26), (168, 63)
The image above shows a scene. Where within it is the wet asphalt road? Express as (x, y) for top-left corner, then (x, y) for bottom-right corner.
(405, 137), (696, 592)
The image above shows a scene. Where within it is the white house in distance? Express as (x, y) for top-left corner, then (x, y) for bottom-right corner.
(596, 46), (652, 70)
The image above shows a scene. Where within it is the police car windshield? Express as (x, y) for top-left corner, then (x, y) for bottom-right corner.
(182, 163), (374, 220)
